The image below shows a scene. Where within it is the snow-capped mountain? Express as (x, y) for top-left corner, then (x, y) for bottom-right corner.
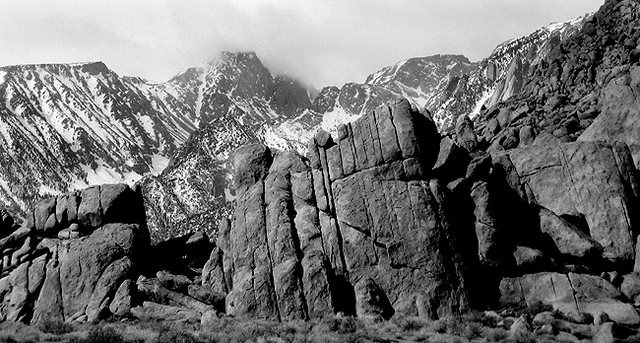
(138, 52), (322, 240)
(0, 61), (200, 214)
(0, 14), (589, 240)
(0, 53), (317, 225)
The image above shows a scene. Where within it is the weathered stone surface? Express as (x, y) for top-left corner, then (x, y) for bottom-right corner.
(536, 206), (601, 259)
(34, 198), (56, 233)
(226, 180), (279, 319)
(157, 270), (192, 293)
(432, 136), (468, 180)
(187, 284), (225, 311)
(223, 100), (468, 321)
(291, 170), (332, 319)
(497, 142), (640, 265)
(579, 66), (640, 168)
(109, 279), (134, 317)
(55, 193), (79, 227)
(100, 183), (142, 225)
(500, 272), (640, 325)
(233, 144), (272, 190)
(455, 115), (478, 152)
(0, 184), (151, 325)
(470, 181), (505, 269)
(592, 322), (615, 343)
(621, 272), (640, 304)
(513, 246), (548, 272)
(130, 301), (201, 323)
(137, 275), (212, 314)
(355, 278), (394, 321)
(201, 247), (227, 295)
(0, 208), (16, 238)
(78, 186), (102, 228)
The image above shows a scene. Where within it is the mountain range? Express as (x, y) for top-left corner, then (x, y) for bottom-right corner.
(0, 15), (588, 240)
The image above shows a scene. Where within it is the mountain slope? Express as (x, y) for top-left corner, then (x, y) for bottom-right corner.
(473, 0), (640, 155)
(138, 53), (321, 240)
(0, 62), (200, 214)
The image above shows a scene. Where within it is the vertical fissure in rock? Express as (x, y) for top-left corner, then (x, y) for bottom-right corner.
(609, 146), (639, 236)
(260, 180), (281, 321)
(517, 279), (527, 307)
(386, 108), (404, 159)
(564, 274), (581, 313)
(286, 173), (310, 320)
(347, 124), (360, 173)
(24, 257), (46, 324)
(369, 107), (384, 164)
(429, 181), (467, 305)
(310, 169), (328, 257)
(325, 180), (354, 314)
(357, 176), (379, 264)
(558, 148), (587, 215)
(549, 274), (558, 301)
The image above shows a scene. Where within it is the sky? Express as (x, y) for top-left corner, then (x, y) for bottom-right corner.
(0, 0), (603, 89)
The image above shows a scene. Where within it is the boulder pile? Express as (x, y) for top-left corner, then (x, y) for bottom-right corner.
(0, 184), (148, 323)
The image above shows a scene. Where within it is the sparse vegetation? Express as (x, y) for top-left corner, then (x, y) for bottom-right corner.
(0, 309), (599, 343)
(36, 318), (74, 335)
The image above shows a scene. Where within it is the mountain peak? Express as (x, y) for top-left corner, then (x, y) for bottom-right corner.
(208, 51), (261, 66)
(78, 61), (110, 76)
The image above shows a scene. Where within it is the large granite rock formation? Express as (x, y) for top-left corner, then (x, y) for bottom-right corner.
(0, 184), (148, 323)
(219, 99), (470, 321)
(493, 142), (640, 266)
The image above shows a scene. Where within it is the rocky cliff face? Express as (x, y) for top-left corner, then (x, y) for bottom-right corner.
(2, 97), (640, 333)
(220, 99), (470, 320)
(209, 96), (640, 324)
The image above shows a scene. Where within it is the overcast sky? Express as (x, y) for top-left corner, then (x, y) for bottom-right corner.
(0, 0), (603, 88)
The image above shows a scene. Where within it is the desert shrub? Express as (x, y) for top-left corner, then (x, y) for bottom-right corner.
(37, 318), (74, 335)
(508, 330), (536, 343)
(322, 316), (362, 334)
(0, 322), (43, 343)
(155, 329), (202, 343)
(202, 317), (285, 343)
(463, 311), (501, 327)
(462, 321), (483, 340)
(482, 327), (509, 342)
(391, 316), (429, 332)
(427, 318), (449, 334)
(67, 325), (138, 343)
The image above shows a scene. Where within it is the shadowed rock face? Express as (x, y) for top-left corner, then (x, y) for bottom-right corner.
(0, 184), (149, 324)
(220, 99), (470, 321)
(494, 142), (640, 266)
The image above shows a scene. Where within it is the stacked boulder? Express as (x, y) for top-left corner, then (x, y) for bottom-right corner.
(216, 99), (470, 321)
(435, 114), (640, 323)
(0, 184), (148, 323)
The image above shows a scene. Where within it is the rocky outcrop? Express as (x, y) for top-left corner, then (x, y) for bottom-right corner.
(220, 99), (470, 321)
(0, 183), (148, 324)
(579, 65), (640, 168)
(475, 0), (640, 154)
(501, 272), (640, 325)
(493, 142), (640, 266)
